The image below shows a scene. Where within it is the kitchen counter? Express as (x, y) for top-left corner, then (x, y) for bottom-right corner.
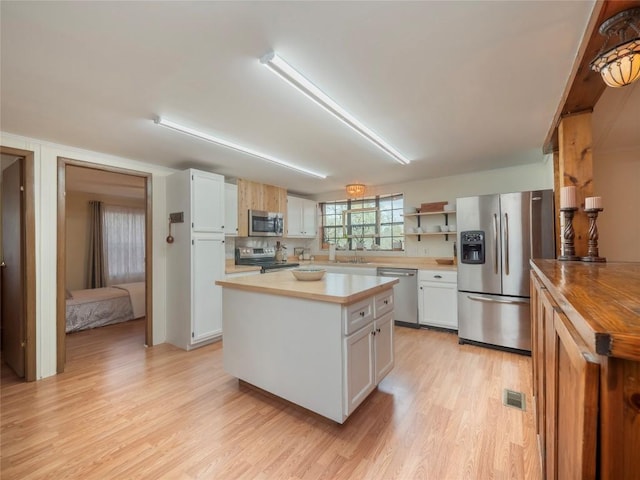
(216, 270), (398, 304)
(224, 256), (457, 274)
(529, 259), (640, 479)
(219, 270), (398, 423)
(307, 260), (457, 271)
(224, 263), (261, 275)
(530, 259), (640, 361)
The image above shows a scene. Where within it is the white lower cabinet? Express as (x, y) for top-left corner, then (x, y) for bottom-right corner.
(418, 270), (458, 330)
(344, 323), (376, 415)
(167, 235), (225, 349)
(374, 312), (394, 383)
(344, 302), (395, 416)
(192, 237), (224, 342)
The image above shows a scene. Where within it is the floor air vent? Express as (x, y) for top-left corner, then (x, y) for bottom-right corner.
(503, 389), (526, 411)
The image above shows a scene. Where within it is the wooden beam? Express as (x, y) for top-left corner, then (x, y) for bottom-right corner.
(544, 1), (640, 153)
(558, 112), (594, 257)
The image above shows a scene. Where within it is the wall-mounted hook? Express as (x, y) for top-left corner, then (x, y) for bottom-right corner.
(167, 217), (174, 244)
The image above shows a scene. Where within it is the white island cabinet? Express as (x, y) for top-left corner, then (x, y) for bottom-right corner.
(216, 271), (398, 423)
(166, 169), (225, 350)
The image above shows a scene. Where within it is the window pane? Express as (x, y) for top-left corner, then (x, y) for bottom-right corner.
(321, 193), (403, 251)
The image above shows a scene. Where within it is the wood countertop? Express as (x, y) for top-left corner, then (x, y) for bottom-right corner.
(224, 257), (457, 274)
(307, 260), (457, 271)
(216, 270), (399, 305)
(224, 264), (261, 274)
(530, 259), (640, 361)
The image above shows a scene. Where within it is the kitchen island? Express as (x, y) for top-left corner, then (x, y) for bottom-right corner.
(216, 270), (399, 423)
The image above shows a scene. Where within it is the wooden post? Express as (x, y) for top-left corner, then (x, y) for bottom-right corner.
(558, 112), (594, 258)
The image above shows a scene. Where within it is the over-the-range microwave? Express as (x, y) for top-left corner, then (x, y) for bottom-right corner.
(248, 209), (284, 237)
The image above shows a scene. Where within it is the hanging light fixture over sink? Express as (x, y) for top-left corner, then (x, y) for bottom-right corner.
(346, 183), (366, 197)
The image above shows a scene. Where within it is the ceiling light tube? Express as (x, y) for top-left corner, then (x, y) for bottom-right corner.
(260, 52), (410, 166)
(154, 117), (327, 179)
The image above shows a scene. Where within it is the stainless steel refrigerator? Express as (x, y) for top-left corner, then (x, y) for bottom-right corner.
(456, 190), (555, 353)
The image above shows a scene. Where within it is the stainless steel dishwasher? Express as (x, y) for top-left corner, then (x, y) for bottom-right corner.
(377, 267), (418, 328)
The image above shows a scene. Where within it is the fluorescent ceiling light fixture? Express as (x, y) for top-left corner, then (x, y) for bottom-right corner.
(154, 117), (326, 179)
(260, 51), (410, 166)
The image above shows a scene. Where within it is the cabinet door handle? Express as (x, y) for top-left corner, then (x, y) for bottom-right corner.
(434, 275), (442, 279)
(376, 328), (381, 333)
(383, 300), (389, 305)
(359, 311), (365, 317)
(371, 331), (376, 336)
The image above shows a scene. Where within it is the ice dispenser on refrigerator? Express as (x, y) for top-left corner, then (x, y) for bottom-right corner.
(460, 231), (485, 264)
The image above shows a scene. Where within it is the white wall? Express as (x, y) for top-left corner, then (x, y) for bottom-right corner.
(592, 81), (640, 262)
(313, 160), (554, 258)
(593, 147), (640, 262)
(0, 131), (175, 379)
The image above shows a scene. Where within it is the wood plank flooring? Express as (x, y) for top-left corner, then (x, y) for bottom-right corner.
(1, 320), (541, 479)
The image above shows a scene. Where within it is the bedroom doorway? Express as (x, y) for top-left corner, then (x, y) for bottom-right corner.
(0, 148), (36, 382)
(56, 158), (153, 373)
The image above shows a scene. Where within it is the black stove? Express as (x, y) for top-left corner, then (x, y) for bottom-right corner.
(235, 247), (299, 273)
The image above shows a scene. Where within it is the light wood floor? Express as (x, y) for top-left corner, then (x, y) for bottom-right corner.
(1, 320), (541, 479)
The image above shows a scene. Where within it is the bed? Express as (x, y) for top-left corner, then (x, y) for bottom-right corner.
(65, 282), (145, 333)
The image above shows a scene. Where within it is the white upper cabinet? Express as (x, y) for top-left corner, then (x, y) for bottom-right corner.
(287, 195), (317, 238)
(224, 183), (238, 236)
(191, 170), (224, 233)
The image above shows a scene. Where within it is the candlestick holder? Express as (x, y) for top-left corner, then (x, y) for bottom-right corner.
(581, 208), (606, 263)
(558, 207), (580, 261)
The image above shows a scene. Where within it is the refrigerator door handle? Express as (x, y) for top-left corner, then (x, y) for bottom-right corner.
(504, 212), (509, 276)
(466, 294), (529, 306)
(493, 213), (499, 274)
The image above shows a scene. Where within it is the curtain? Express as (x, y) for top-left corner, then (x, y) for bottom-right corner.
(102, 204), (145, 285)
(87, 201), (106, 288)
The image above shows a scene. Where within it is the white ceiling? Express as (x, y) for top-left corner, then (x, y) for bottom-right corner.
(1, 1), (598, 195)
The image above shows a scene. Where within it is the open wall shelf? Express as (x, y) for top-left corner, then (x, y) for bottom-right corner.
(403, 210), (456, 241)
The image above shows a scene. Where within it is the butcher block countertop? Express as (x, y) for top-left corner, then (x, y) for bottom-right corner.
(225, 264), (261, 274)
(530, 259), (640, 361)
(225, 256), (457, 274)
(216, 270), (399, 305)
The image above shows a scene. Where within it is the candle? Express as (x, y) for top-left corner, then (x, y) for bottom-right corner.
(560, 186), (577, 209)
(585, 196), (602, 210)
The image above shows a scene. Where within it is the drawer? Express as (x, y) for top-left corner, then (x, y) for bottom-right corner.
(374, 291), (394, 318)
(343, 297), (374, 335)
(419, 270), (457, 283)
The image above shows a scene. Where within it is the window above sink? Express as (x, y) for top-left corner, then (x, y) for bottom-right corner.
(320, 193), (404, 251)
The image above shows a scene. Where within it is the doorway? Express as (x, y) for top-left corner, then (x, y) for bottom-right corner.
(0, 147), (36, 381)
(57, 158), (153, 373)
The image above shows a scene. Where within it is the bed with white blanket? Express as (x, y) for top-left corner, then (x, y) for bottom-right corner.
(65, 282), (145, 333)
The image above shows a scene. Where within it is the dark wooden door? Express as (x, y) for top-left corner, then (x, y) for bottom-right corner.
(1, 159), (25, 378)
